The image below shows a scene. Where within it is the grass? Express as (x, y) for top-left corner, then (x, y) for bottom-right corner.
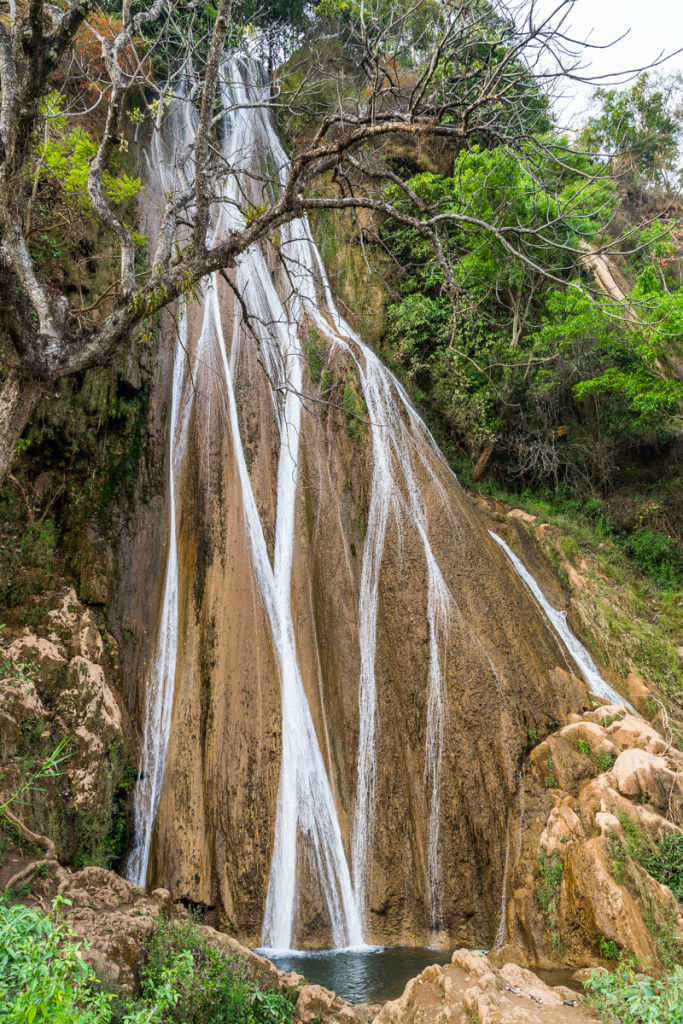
(537, 852), (563, 951)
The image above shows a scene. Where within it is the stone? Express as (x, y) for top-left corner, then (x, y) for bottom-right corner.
(561, 837), (659, 965)
(151, 887), (172, 910)
(608, 715), (668, 756)
(499, 963), (564, 1006)
(487, 944), (531, 968)
(45, 588), (82, 657)
(572, 967), (606, 983)
(5, 634), (67, 696)
(539, 805), (585, 856)
(612, 748), (681, 813)
(558, 721), (617, 755)
(583, 704), (627, 725)
(296, 985), (338, 1022)
(507, 509), (537, 524)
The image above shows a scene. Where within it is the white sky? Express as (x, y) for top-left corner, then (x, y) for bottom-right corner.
(530, 0), (683, 127)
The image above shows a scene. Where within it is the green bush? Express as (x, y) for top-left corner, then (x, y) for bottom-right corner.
(537, 852), (563, 950)
(140, 918), (296, 1024)
(586, 964), (683, 1023)
(647, 834), (683, 903)
(0, 896), (187, 1023)
(623, 529), (683, 590)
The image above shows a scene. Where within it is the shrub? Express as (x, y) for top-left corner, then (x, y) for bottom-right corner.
(537, 852), (563, 950)
(577, 738), (591, 755)
(0, 895), (187, 1023)
(586, 964), (683, 1023)
(647, 834), (683, 903)
(623, 529), (683, 590)
(140, 918), (296, 1024)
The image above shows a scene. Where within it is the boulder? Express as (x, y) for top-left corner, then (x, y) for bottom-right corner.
(507, 509), (537, 524)
(499, 963), (564, 1006)
(296, 985), (345, 1023)
(539, 805), (585, 857)
(612, 748), (683, 821)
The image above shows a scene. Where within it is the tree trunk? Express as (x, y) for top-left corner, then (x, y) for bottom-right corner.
(472, 441), (495, 482)
(0, 368), (43, 488)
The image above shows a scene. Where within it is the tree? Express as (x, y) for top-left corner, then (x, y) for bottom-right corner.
(0, 0), (663, 486)
(580, 72), (683, 189)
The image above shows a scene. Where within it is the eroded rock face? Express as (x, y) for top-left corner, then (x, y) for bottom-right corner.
(502, 702), (683, 970)
(0, 589), (135, 863)
(114, 263), (601, 947)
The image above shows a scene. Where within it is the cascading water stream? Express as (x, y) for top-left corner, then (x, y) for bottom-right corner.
(126, 309), (187, 887)
(130, 55), (554, 948)
(489, 531), (636, 713)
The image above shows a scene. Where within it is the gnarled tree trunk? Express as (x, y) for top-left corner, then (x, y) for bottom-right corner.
(0, 368), (43, 488)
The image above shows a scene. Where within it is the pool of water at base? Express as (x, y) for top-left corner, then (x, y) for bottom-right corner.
(258, 947), (454, 1005)
(258, 949), (586, 1005)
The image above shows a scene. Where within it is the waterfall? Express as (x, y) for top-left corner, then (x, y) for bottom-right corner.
(130, 56), (526, 946)
(489, 531), (635, 712)
(209, 61), (459, 938)
(126, 310), (186, 887)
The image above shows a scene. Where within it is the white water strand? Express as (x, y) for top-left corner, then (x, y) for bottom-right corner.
(494, 819), (511, 947)
(126, 310), (188, 886)
(489, 530), (636, 712)
(271, 207), (460, 931)
(193, 60), (364, 951)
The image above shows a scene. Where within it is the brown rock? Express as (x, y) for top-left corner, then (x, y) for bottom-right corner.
(6, 634), (67, 696)
(79, 526), (115, 605)
(487, 944), (531, 968)
(499, 963), (564, 1006)
(561, 836), (659, 965)
(571, 967), (606, 983)
(507, 509), (538, 524)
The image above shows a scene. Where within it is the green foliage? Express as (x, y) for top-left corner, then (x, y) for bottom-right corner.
(622, 530), (683, 590)
(0, 895), (189, 1023)
(544, 755), (557, 789)
(0, 896), (110, 1024)
(304, 327), (326, 384)
(536, 852), (563, 949)
(580, 72), (683, 186)
(342, 375), (367, 441)
(646, 834), (683, 903)
(577, 738), (591, 755)
(598, 936), (621, 961)
(140, 918), (296, 1024)
(598, 751), (615, 773)
(38, 94), (143, 214)
(0, 900), (295, 1024)
(586, 963), (683, 1024)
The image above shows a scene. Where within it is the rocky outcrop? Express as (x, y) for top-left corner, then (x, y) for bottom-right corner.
(503, 703), (683, 971)
(0, 589), (135, 867)
(372, 949), (595, 1024)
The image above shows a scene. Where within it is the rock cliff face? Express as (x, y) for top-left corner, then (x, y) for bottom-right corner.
(105, 65), (638, 950)
(504, 701), (683, 971)
(0, 589), (135, 868)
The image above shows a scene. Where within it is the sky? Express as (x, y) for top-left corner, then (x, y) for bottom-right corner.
(530, 0), (683, 127)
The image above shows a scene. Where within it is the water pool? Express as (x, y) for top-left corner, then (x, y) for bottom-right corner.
(260, 946), (454, 1005)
